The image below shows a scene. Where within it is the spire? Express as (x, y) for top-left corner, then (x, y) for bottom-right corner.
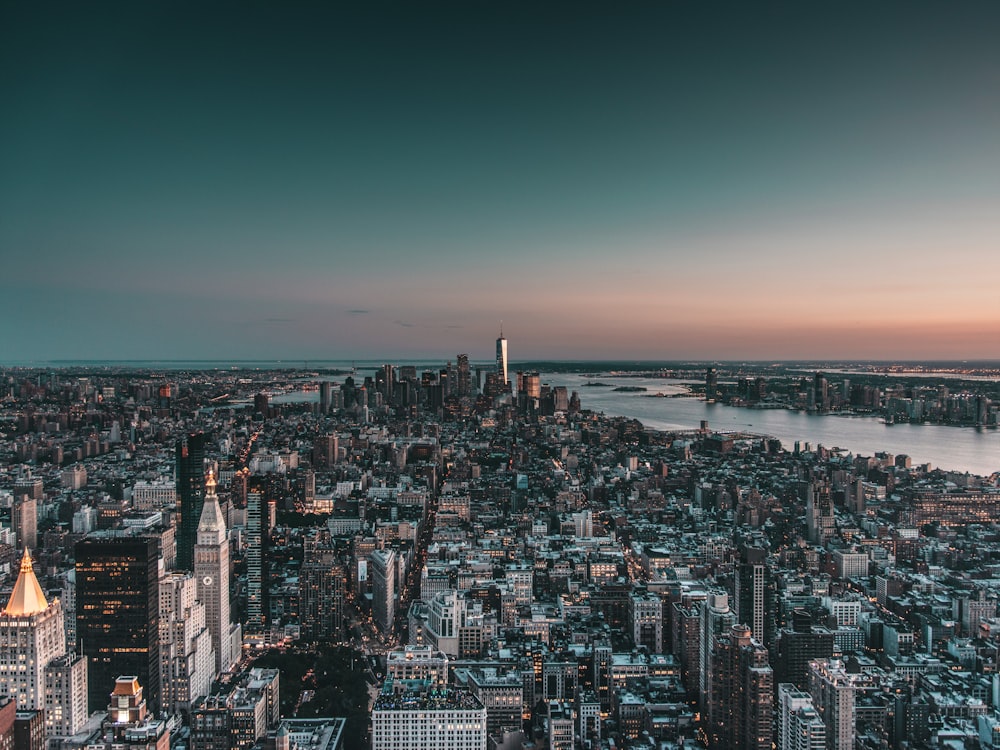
(4, 549), (49, 616)
(197, 469), (227, 535)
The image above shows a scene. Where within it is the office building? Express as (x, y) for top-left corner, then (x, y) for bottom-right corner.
(0, 550), (67, 711)
(312, 434), (338, 469)
(76, 536), (160, 713)
(778, 683), (826, 750)
(699, 591), (736, 714)
(11, 499), (36, 552)
(159, 572), (214, 715)
(708, 624), (772, 750)
(245, 491), (269, 632)
(495, 328), (508, 387)
(370, 549), (396, 635)
(371, 683), (486, 750)
(194, 472), (241, 674)
(773, 610), (836, 690)
(735, 544), (776, 647)
(807, 659), (856, 750)
(42, 653), (89, 737)
(629, 591), (663, 653)
(299, 538), (345, 642)
(176, 432), (208, 571)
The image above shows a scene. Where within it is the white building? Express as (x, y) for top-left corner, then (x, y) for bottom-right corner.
(778, 683), (826, 750)
(832, 550), (869, 580)
(0, 550), (68, 711)
(159, 572), (215, 714)
(386, 646), (449, 688)
(371, 684), (486, 750)
(808, 659), (856, 750)
(132, 479), (177, 511)
(822, 596), (862, 627)
(44, 652), (89, 736)
(194, 472), (241, 674)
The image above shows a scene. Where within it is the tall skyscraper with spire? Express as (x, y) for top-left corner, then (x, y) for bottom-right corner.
(495, 325), (508, 386)
(194, 471), (241, 675)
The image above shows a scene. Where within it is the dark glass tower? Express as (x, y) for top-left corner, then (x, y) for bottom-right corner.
(495, 325), (508, 387)
(735, 544), (776, 648)
(75, 536), (160, 714)
(176, 431), (208, 571)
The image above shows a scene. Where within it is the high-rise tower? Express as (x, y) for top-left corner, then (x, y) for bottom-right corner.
(176, 432), (208, 571)
(370, 548), (396, 635)
(194, 472), (240, 675)
(495, 326), (508, 387)
(0, 550), (67, 711)
(699, 591), (736, 715)
(246, 491), (269, 632)
(76, 536), (160, 714)
(735, 543), (776, 647)
(709, 624), (772, 750)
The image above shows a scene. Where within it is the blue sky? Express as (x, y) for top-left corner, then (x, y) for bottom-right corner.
(2, 2), (999, 362)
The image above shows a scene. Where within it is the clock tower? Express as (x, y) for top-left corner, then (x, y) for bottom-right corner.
(194, 471), (239, 674)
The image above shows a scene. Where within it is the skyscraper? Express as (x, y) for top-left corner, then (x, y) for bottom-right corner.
(194, 472), (240, 675)
(176, 432), (208, 571)
(456, 354), (471, 397)
(245, 491), (270, 632)
(370, 549), (396, 635)
(709, 624), (773, 750)
(735, 543), (776, 647)
(76, 536), (160, 713)
(699, 591), (736, 715)
(11, 498), (37, 551)
(778, 683), (826, 750)
(0, 550), (67, 711)
(495, 326), (508, 387)
(808, 659), (856, 750)
(299, 533), (345, 642)
(159, 571), (214, 714)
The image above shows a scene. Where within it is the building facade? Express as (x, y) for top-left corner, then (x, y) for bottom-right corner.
(76, 536), (161, 713)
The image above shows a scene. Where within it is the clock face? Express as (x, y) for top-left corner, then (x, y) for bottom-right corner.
(202, 576), (213, 586)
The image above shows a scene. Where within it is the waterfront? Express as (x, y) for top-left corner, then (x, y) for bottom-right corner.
(542, 373), (1000, 477)
(267, 367), (999, 477)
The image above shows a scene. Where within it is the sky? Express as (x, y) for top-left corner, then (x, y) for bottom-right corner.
(2, 2), (999, 363)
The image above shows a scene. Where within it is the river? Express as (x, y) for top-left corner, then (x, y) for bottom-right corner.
(543, 373), (1000, 477)
(266, 368), (998, 477)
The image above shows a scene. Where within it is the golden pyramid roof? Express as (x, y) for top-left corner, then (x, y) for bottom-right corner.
(4, 549), (49, 616)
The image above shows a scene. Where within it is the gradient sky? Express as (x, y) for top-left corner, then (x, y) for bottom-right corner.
(2, 2), (999, 362)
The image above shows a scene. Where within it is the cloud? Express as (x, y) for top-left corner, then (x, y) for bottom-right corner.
(394, 320), (415, 328)
(263, 317), (296, 323)
(349, 309), (369, 314)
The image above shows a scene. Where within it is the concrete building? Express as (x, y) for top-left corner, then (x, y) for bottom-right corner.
(0, 551), (67, 712)
(371, 683), (486, 750)
(194, 472), (241, 674)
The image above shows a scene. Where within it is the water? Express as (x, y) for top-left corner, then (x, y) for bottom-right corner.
(543, 373), (1000, 477)
(14, 358), (993, 476)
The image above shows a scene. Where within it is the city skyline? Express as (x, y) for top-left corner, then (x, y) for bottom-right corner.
(3, 2), (999, 362)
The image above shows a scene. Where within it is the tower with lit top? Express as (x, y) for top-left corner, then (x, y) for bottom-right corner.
(194, 470), (240, 675)
(0, 550), (67, 710)
(496, 324), (508, 386)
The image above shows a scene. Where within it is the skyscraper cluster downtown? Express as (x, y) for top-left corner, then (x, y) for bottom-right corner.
(0, 329), (997, 750)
